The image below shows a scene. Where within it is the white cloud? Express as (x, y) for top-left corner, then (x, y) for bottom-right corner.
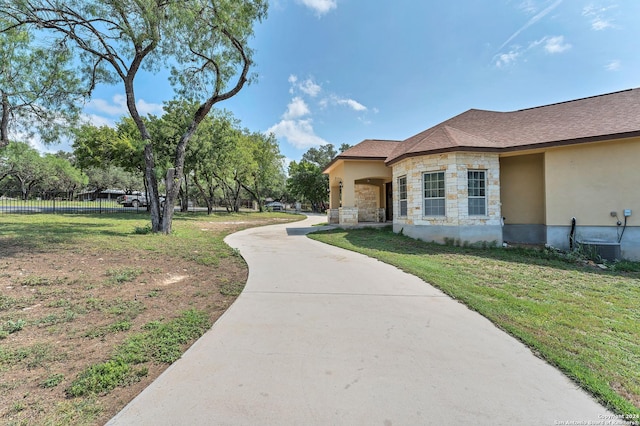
(322, 94), (367, 111)
(283, 97), (310, 119)
(518, 0), (538, 14)
(299, 78), (322, 97)
(591, 17), (613, 30)
(543, 35), (571, 53)
(296, 0), (337, 16)
(269, 75), (371, 148)
(335, 97), (367, 111)
(582, 3), (616, 30)
(86, 97), (127, 116)
(499, 0), (563, 50)
(605, 60), (621, 71)
(82, 113), (116, 128)
(266, 119), (329, 149)
(86, 94), (163, 117)
(494, 34), (569, 67)
(288, 75), (322, 97)
(495, 50), (521, 67)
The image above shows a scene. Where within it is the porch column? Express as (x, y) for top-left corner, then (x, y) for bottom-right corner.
(339, 179), (358, 225)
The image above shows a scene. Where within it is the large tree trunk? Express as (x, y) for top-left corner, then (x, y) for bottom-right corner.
(161, 168), (177, 233)
(1, 91), (10, 148)
(142, 143), (162, 232)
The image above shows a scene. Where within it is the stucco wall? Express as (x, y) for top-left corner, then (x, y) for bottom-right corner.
(327, 162), (345, 209)
(542, 137), (640, 259)
(545, 138), (640, 226)
(392, 152), (502, 244)
(341, 160), (392, 207)
(500, 154), (545, 224)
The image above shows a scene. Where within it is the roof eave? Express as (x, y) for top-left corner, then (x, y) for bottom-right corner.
(385, 131), (640, 166)
(323, 156), (389, 174)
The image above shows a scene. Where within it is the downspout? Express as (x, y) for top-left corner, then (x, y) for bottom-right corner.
(569, 217), (576, 251)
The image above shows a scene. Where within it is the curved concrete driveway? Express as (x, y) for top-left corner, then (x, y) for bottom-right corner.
(109, 214), (611, 425)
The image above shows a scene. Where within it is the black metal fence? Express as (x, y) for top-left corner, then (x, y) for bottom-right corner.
(0, 191), (142, 214)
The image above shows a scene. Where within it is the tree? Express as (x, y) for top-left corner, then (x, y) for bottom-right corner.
(241, 131), (285, 211)
(301, 144), (338, 169)
(286, 144), (345, 212)
(72, 124), (121, 171)
(0, 18), (85, 147)
(1, 0), (268, 233)
(0, 141), (45, 199)
(286, 160), (328, 212)
(39, 154), (87, 194)
(83, 166), (140, 195)
(72, 123), (143, 197)
(188, 109), (239, 213)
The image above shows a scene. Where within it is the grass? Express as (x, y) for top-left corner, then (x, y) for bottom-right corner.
(0, 210), (303, 424)
(309, 227), (640, 419)
(67, 309), (211, 397)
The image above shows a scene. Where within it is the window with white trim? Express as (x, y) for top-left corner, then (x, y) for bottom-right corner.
(398, 176), (407, 217)
(468, 170), (486, 216)
(423, 171), (445, 216)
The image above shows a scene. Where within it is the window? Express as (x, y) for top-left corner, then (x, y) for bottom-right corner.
(468, 170), (486, 215)
(423, 172), (445, 216)
(398, 176), (407, 217)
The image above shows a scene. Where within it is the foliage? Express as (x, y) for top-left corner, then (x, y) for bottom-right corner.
(67, 309), (210, 397)
(40, 373), (65, 389)
(0, 0), (268, 234)
(0, 318), (26, 338)
(0, 17), (85, 147)
(0, 141), (86, 197)
(66, 359), (148, 397)
(82, 166), (141, 195)
(105, 267), (143, 284)
(287, 160), (328, 212)
(72, 123), (144, 193)
(285, 143), (349, 211)
(301, 144), (338, 168)
(241, 131), (286, 211)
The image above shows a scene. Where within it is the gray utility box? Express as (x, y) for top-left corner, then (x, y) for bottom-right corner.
(578, 240), (621, 261)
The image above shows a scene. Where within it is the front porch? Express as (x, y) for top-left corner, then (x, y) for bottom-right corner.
(322, 140), (400, 226)
(326, 174), (393, 226)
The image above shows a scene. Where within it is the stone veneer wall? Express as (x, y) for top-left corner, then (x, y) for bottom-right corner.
(355, 184), (378, 222)
(327, 209), (339, 224)
(339, 207), (359, 226)
(392, 152), (502, 244)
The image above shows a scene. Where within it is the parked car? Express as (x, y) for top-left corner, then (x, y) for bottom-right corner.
(116, 193), (165, 208)
(265, 201), (285, 211)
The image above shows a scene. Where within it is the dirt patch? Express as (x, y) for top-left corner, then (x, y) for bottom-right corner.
(0, 215), (298, 425)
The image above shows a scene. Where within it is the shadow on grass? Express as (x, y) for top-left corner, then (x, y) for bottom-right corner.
(0, 214), (150, 258)
(313, 226), (640, 278)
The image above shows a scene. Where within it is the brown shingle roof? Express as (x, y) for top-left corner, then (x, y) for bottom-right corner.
(340, 139), (402, 159)
(323, 139), (402, 173)
(386, 88), (640, 165)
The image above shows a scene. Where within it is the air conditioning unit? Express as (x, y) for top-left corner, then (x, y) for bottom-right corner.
(578, 240), (621, 261)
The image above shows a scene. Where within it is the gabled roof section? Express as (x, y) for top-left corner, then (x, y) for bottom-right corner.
(323, 139), (401, 173)
(386, 88), (640, 165)
(340, 139), (402, 159)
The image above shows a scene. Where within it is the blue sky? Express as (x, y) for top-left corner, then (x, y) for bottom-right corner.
(43, 0), (640, 165)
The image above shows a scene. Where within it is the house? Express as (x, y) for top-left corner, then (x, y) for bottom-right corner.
(323, 88), (640, 260)
(76, 189), (126, 201)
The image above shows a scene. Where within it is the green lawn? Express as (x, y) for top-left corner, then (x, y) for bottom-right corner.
(0, 211), (303, 425)
(309, 227), (640, 420)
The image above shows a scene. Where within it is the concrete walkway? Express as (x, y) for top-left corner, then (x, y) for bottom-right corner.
(109, 214), (612, 425)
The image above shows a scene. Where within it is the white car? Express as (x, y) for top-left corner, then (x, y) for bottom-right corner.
(265, 201), (284, 211)
(117, 193), (166, 208)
